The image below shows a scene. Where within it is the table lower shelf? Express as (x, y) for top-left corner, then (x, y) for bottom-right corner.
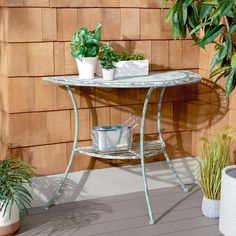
(76, 140), (165, 160)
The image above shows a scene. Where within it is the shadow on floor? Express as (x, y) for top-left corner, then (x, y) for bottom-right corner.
(17, 200), (112, 236)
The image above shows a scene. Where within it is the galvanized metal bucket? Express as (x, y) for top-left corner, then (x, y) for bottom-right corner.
(92, 115), (138, 152)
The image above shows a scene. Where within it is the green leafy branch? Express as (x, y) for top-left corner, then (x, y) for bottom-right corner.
(164, 0), (236, 96)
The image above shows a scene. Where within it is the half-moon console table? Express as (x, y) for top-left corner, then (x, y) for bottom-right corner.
(43, 71), (201, 225)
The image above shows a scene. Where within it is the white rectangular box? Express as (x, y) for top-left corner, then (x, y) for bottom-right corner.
(96, 60), (149, 78)
(114, 59), (149, 78)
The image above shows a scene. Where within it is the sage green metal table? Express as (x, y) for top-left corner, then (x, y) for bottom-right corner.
(43, 70), (201, 224)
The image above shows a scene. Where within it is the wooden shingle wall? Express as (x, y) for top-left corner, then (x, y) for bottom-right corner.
(193, 44), (234, 157)
(0, 0), (201, 175)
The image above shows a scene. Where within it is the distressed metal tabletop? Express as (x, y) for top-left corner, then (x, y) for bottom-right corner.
(43, 70), (201, 88)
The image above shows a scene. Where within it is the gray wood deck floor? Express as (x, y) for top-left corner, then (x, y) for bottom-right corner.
(17, 185), (223, 236)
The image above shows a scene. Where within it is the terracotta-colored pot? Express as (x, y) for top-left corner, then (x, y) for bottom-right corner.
(0, 202), (20, 236)
(0, 221), (20, 236)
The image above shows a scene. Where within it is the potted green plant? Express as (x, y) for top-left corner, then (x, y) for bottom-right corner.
(99, 43), (118, 80)
(199, 128), (236, 218)
(115, 52), (149, 78)
(0, 159), (35, 236)
(163, 0), (236, 96)
(70, 23), (101, 79)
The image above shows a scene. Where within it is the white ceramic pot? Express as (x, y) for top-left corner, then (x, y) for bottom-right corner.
(219, 165), (236, 236)
(201, 196), (220, 218)
(75, 56), (98, 79)
(102, 68), (116, 80)
(0, 201), (20, 236)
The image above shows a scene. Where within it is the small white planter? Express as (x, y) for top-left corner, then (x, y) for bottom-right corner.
(0, 201), (20, 236)
(220, 165), (236, 236)
(114, 59), (149, 78)
(102, 68), (116, 80)
(75, 56), (98, 79)
(201, 196), (220, 218)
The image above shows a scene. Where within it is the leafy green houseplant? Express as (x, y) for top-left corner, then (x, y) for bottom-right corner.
(118, 52), (145, 61)
(99, 44), (118, 80)
(199, 129), (236, 218)
(70, 23), (102, 79)
(163, 0), (236, 96)
(0, 159), (35, 235)
(99, 44), (118, 70)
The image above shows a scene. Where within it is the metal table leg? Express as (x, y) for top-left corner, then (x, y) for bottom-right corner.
(140, 87), (155, 225)
(157, 87), (188, 193)
(45, 85), (79, 210)
(140, 87), (188, 224)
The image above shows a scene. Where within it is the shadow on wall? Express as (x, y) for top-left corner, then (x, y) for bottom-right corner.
(0, 94), (9, 159)
(77, 77), (228, 154)
(194, 78), (229, 131)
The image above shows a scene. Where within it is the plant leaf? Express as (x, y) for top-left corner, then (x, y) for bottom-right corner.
(210, 0), (231, 19)
(202, 0), (218, 6)
(229, 23), (236, 35)
(200, 4), (214, 19)
(185, 0), (193, 7)
(210, 53), (220, 70)
(217, 42), (228, 61)
(231, 53), (236, 68)
(161, 0), (168, 8)
(182, 3), (188, 25)
(209, 66), (231, 78)
(189, 22), (211, 35)
(226, 69), (236, 96)
(165, 4), (176, 22)
(199, 24), (224, 47)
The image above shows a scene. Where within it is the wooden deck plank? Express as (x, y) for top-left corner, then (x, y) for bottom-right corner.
(17, 185), (221, 236)
(162, 225), (221, 236)
(21, 188), (201, 227)
(26, 184), (197, 216)
(93, 217), (218, 236)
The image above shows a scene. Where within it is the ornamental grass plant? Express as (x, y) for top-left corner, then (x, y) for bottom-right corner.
(0, 159), (35, 217)
(200, 128), (236, 200)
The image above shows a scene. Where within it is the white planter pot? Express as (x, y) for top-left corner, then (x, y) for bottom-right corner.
(0, 201), (20, 236)
(102, 68), (116, 80)
(201, 196), (220, 218)
(220, 165), (236, 236)
(75, 56), (98, 79)
(114, 59), (149, 78)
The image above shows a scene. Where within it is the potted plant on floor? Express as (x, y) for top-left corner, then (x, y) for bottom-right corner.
(70, 23), (101, 79)
(0, 159), (35, 236)
(200, 128), (236, 218)
(99, 43), (118, 80)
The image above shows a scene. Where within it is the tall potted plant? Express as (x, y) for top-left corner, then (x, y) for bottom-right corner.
(70, 23), (101, 79)
(0, 159), (35, 236)
(163, 0), (236, 96)
(99, 43), (118, 80)
(199, 129), (236, 218)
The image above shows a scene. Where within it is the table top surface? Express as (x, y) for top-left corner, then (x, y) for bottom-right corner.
(43, 70), (201, 88)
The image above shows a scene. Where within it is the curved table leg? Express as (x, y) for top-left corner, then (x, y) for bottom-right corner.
(140, 87), (155, 225)
(45, 85), (79, 210)
(157, 87), (188, 193)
